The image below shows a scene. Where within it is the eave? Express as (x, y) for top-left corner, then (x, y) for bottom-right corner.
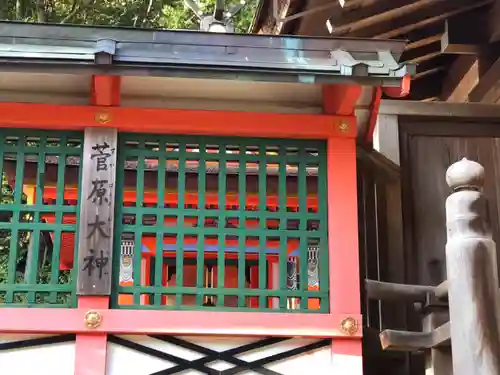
(0, 21), (413, 87)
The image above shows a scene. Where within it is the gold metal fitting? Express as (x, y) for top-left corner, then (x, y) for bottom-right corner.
(95, 112), (112, 124)
(340, 317), (359, 336)
(338, 121), (350, 133)
(84, 310), (102, 329)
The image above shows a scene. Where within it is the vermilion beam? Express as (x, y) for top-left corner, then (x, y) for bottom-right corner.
(322, 84), (362, 115)
(42, 213), (281, 231)
(41, 186), (320, 210)
(0, 102), (356, 139)
(0, 308), (361, 338)
(141, 236), (298, 250)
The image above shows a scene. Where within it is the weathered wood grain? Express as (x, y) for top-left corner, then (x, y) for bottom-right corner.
(379, 321), (450, 351)
(407, 135), (500, 286)
(365, 279), (434, 302)
(76, 127), (117, 295)
(445, 158), (500, 375)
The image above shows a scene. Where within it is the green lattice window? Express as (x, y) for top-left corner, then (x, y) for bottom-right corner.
(0, 130), (82, 307)
(112, 134), (329, 313)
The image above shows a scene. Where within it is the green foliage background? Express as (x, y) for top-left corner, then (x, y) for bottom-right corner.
(0, 0), (257, 33)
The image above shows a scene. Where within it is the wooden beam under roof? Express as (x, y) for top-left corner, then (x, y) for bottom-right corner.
(440, 56), (480, 102)
(468, 55), (500, 103)
(341, 0), (385, 11)
(375, 0), (493, 39)
(413, 67), (445, 80)
(329, 0), (446, 36)
(406, 34), (443, 51)
(407, 52), (442, 65)
(333, 0), (467, 38)
(440, 9), (487, 55)
(255, 0), (291, 34)
(489, 0), (500, 43)
(402, 43), (442, 64)
(326, 0), (408, 35)
(296, 0), (389, 36)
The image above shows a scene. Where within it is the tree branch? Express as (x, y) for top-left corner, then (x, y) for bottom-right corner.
(61, 0), (80, 24)
(36, 0), (47, 22)
(141, 0), (155, 27)
(15, 0), (22, 20)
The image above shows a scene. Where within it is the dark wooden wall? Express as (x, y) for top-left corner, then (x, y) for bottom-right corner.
(357, 148), (411, 375)
(359, 116), (500, 375)
(400, 119), (500, 287)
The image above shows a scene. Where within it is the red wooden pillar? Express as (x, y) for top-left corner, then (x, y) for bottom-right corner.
(75, 296), (110, 375)
(323, 84), (362, 373)
(74, 75), (121, 375)
(328, 137), (362, 372)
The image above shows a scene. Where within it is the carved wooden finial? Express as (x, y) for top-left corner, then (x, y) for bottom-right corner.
(445, 158), (484, 191)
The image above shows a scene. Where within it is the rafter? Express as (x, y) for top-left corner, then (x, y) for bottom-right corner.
(375, 0), (493, 39)
(440, 56), (480, 102)
(341, 0), (384, 11)
(413, 67), (445, 80)
(468, 56), (500, 103)
(440, 11), (486, 55)
(405, 34), (442, 51)
(489, 0), (500, 42)
(330, 0), (443, 36)
(406, 51), (442, 65)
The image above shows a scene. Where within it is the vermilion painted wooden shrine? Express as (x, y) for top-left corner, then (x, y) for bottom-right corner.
(0, 22), (413, 374)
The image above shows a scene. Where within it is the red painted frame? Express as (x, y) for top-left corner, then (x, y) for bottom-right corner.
(0, 75), (363, 372)
(0, 103), (356, 139)
(0, 307), (359, 338)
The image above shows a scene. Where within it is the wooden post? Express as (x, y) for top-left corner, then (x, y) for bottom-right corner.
(423, 311), (453, 375)
(445, 158), (500, 375)
(76, 127), (118, 295)
(73, 75), (121, 375)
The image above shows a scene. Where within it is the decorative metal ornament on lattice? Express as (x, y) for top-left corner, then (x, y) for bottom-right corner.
(119, 239), (134, 284)
(286, 258), (298, 291)
(308, 245), (320, 289)
(286, 257), (299, 310)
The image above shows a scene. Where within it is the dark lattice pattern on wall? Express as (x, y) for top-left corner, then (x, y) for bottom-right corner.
(109, 334), (331, 375)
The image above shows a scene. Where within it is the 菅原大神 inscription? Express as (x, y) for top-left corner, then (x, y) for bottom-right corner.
(77, 130), (117, 295)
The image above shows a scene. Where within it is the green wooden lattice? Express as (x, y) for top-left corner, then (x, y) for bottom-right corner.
(0, 130), (82, 308)
(112, 134), (329, 313)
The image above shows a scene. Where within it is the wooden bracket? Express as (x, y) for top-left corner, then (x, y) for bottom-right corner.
(365, 279), (435, 302)
(91, 75), (121, 106)
(382, 74), (411, 98)
(322, 84), (362, 115)
(379, 322), (451, 351)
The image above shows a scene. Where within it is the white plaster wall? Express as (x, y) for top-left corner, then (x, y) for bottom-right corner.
(0, 334), (75, 375)
(107, 335), (362, 375)
(0, 333), (362, 375)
